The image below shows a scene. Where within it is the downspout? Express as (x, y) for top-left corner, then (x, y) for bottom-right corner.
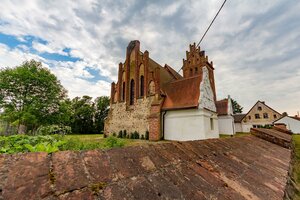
(162, 111), (167, 140)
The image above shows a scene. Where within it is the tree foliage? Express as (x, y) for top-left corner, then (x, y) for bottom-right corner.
(231, 98), (243, 114)
(70, 95), (109, 134)
(0, 60), (67, 133)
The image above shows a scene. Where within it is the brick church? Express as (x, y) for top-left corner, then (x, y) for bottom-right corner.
(104, 40), (219, 141)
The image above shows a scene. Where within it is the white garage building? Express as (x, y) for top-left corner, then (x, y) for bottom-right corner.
(274, 116), (300, 134)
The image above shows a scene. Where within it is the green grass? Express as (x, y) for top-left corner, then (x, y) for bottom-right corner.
(293, 135), (300, 199)
(219, 132), (250, 138)
(0, 134), (161, 154)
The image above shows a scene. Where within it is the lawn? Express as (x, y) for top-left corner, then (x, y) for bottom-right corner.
(219, 132), (250, 138)
(65, 134), (166, 147)
(0, 134), (166, 154)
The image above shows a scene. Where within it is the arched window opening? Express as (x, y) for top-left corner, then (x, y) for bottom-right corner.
(189, 68), (193, 76)
(140, 76), (144, 97)
(122, 82), (125, 101)
(195, 67), (198, 74)
(148, 81), (155, 95)
(130, 79), (135, 105)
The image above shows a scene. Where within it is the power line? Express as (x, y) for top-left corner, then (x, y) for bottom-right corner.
(197, 0), (227, 47)
(178, 0), (227, 73)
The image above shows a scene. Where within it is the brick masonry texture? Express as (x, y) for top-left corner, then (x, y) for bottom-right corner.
(0, 131), (293, 200)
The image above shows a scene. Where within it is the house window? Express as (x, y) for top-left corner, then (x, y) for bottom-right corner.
(195, 67), (198, 74)
(189, 68), (193, 76)
(274, 114), (277, 119)
(122, 82), (125, 101)
(248, 116), (251, 120)
(258, 106), (262, 111)
(140, 75), (144, 97)
(263, 113), (268, 119)
(255, 114), (260, 119)
(210, 118), (214, 130)
(130, 79), (134, 105)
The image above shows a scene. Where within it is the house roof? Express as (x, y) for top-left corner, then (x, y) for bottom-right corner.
(233, 114), (246, 123)
(273, 115), (300, 123)
(291, 116), (300, 121)
(216, 99), (228, 116)
(161, 75), (202, 110)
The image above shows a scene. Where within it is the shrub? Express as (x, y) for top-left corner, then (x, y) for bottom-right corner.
(141, 134), (145, 140)
(123, 130), (127, 138)
(112, 132), (116, 137)
(36, 125), (71, 136)
(133, 131), (139, 139)
(145, 131), (149, 140)
(130, 133), (134, 139)
(118, 130), (123, 138)
(103, 136), (125, 148)
(0, 134), (66, 154)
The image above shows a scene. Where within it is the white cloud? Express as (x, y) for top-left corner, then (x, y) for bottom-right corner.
(0, 0), (299, 114)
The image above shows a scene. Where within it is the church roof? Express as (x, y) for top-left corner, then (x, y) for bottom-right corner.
(216, 99), (228, 116)
(163, 64), (183, 80)
(161, 75), (202, 110)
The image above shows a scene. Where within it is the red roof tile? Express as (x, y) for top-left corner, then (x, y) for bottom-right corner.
(162, 75), (202, 110)
(216, 99), (228, 116)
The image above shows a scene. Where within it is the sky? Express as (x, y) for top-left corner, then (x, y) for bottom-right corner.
(0, 0), (299, 115)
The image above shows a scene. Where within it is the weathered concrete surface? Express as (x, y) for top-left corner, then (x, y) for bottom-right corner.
(251, 128), (292, 149)
(0, 133), (292, 199)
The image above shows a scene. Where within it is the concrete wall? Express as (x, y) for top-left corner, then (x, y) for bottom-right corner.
(276, 117), (300, 134)
(163, 108), (219, 141)
(218, 115), (235, 135)
(105, 97), (154, 136)
(234, 123), (242, 132)
(242, 124), (253, 133)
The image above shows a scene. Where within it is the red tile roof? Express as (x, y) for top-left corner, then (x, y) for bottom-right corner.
(216, 99), (228, 116)
(162, 75), (202, 110)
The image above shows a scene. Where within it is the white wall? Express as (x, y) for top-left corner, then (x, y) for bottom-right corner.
(218, 115), (235, 135)
(235, 123), (242, 132)
(276, 117), (300, 134)
(163, 108), (219, 141)
(242, 124), (253, 133)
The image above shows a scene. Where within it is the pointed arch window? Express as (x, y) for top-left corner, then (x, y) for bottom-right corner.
(140, 75), (144, 97)
(130, 79), (135, 105)
(122, 82), (125, 101)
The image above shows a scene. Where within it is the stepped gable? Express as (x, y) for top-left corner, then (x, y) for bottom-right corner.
(0, 128), (293, 199)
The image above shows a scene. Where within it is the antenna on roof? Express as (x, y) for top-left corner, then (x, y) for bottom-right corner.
(177, 0), (227, 73)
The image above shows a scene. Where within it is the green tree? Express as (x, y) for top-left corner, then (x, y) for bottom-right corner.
(94, 96), (110, 134)
(70, 96), (95, 134)
(231, 99), (243, 114)
(0, 60), (67, 133)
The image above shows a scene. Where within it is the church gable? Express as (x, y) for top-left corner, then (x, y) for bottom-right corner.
(199, 66), (216, 112)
